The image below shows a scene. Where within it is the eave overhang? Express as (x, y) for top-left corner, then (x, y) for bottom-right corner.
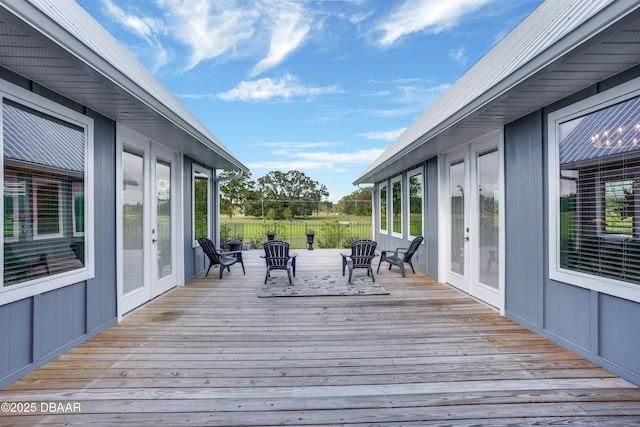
(0, 0), (248, 173)
(355, 0), (640, 185)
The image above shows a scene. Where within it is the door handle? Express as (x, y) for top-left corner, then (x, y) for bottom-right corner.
(464, 236), (469, 241)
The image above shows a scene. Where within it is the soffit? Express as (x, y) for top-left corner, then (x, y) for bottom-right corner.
(356, 0), (640, 184)
(0, 0), (247, 172)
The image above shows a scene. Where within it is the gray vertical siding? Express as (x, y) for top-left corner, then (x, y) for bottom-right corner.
(600, 294), (640, 375)
(502, 66), (640, 386)
(0, 70), (118, 389)
(87, 111), (117, 333)
(504, 110), (544, 326)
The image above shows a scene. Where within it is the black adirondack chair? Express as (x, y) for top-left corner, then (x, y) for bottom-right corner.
(341, 239), (378, 283)
(263, 240), (296, 284)
(197, 238), (245, 279)
(377, 236), (424, 277)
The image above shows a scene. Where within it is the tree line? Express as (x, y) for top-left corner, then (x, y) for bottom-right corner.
(219, 169), (372, 219)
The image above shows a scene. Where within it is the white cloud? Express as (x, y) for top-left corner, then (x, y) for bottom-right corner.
(102, 0), (169, 71)
(217, 74), (338, 102)
(374, 0), (493, 48)
(250, 3), (312, 76)
(102, 0), (316, 74)
(449, 46), (467, 65)
(357, 128), (407, 141)
(247, 147), (385, 172)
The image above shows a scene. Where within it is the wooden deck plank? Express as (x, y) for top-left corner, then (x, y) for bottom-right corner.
(1, 249), (639, 425)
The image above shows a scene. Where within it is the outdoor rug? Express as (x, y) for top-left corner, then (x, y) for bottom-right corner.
(258, 274), (390, 297)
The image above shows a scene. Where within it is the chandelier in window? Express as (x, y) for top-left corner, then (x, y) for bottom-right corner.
(591, 124), (640, 149)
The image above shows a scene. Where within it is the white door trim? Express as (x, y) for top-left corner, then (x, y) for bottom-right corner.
(438, 130), (505, 314)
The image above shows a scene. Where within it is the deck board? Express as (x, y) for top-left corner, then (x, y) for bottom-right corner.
(2, 249), (640, 425)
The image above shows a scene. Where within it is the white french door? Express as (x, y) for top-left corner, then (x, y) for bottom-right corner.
(119, 128), (177, 315)
(442, 133), (503, 310)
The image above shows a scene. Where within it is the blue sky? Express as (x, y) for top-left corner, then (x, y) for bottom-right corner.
(77, 0), (543, 202)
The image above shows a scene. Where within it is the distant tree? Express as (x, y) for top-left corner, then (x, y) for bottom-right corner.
(336, 189), (372, 216)
(254, 170), (329, 219)
(219, 170), (256, 219)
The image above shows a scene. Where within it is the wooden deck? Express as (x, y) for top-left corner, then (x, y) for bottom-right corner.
(2, 249), (640, 425)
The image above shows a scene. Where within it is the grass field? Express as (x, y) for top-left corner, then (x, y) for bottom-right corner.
(220, 215), (372, 250)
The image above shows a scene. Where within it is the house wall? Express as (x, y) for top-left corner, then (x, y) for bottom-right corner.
(504, 64), (640, 387)
(183, 156), (217, 283)
(373, 157), (438, 279)
(0, 68), (117, 389)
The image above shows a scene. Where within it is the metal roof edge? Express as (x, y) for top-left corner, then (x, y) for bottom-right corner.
(353, 0), (640, 185)
(0, 0), (248, 173)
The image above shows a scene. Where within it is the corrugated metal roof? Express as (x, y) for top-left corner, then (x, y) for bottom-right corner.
(0, 0), (248, 172)
(355, 0), (640, 184)
(3, 100), (84, 172)
(560, 95), (640, 164)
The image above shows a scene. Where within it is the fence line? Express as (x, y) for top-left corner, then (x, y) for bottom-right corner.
(220, 221), (372, 250)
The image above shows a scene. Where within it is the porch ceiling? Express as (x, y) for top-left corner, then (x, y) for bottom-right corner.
(355, 1), (640, 185)
(0, 1), (248, 173)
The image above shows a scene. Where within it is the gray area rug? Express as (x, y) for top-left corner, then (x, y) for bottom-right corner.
(258, 274), (390, 297)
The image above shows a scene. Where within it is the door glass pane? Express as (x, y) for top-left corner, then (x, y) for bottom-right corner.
(157, 160), (172, 279)
(450, 161), (465, 275)
(123, 150), (144, 294)
(478, 149), (499, 289)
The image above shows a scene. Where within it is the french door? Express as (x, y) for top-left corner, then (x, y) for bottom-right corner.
(443, 134), (503, 310)
(119, 128), (177, 315)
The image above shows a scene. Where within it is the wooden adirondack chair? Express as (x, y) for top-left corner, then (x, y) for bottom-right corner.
(263, 240), (296, 285)
(197, 238), (245, 279)
(341, 239), (378, 283)
(377, 236), (424, 277)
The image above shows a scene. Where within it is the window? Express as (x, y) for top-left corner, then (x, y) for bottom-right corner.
(549, 80), (640, 302)
(379, 183), (387, 232)
(391, 176), (403, 236)
(192, 165), (211, 245)
(408, 170), (424, 238)
(1, 90), (93, 302)
(33, 179), (63, 240)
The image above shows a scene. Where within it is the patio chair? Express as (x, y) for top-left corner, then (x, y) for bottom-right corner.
(197, 238), (245, 279)
(263, 240), (297, 285)
(341, 239), (378, 283)
(377, 236), (424, 278)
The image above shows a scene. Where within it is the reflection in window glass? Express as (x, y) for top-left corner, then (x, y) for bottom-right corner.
(193, 168), (210, 242)
(157, 160), (172, 279)
(3, 100), (86, 287)
(478, 150), (499, 289)
(558, 95), (640, 284)
(392, 178), (402, 235)
(380, 184), (387, 231)
(409, 172), (423, 237)
(122, 149), (144, 294)
(450, 161), (465, 275)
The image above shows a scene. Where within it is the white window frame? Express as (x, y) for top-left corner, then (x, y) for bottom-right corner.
(0, 80), (94, 306)
(391, 175), (403, 238)
(192, 164), (212, 247)
(4, 174), (20, 243)
(548, 76), (640, 304)
(379, 182), (388, 234)
(72, 183), (85, 237)
(407, 168), (424, 240)
(32, 178), (64, 240)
